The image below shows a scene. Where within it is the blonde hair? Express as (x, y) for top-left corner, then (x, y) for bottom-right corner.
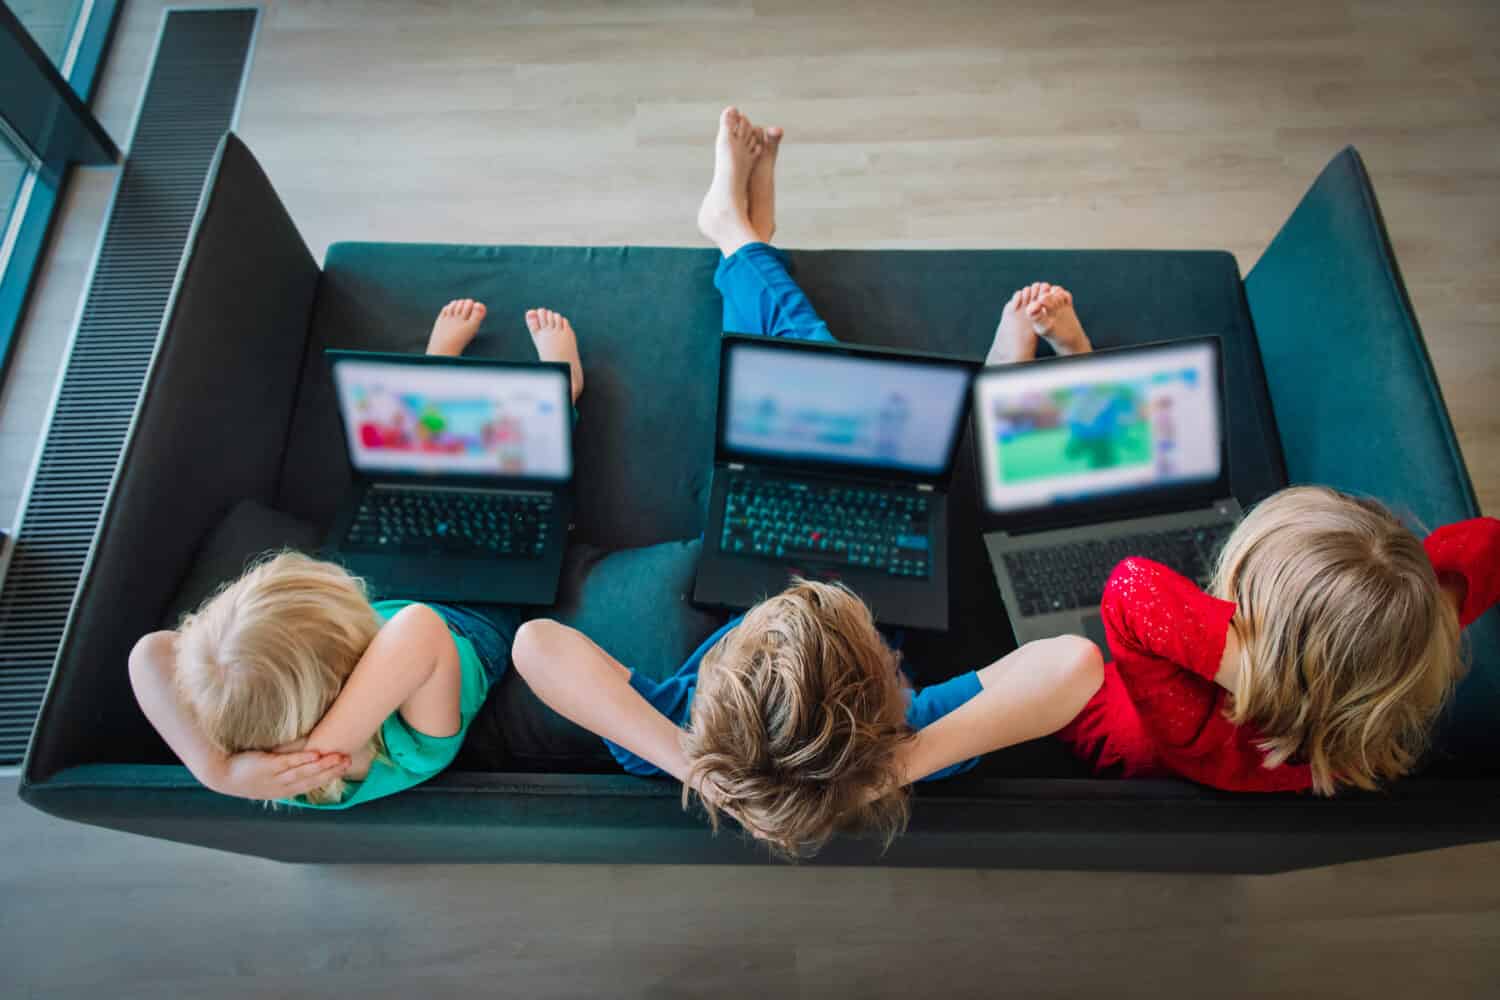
(682, 579), (914, 858)
(1212, 486), (1461, 795)
(174, 551), (382, 804)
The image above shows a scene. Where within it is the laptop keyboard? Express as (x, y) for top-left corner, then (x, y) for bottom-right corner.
(720, 476), (934, 578)
(344, 487), (552, 558)
(1004, 523), (1234, 617)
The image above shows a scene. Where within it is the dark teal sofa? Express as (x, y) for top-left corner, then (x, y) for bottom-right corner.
(18, 134), (1498, 872)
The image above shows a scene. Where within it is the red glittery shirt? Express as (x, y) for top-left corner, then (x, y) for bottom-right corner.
(1057, 517), (1500, 793)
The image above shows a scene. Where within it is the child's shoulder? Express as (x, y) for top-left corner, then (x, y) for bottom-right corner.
(130, 629), (178, 662)
(906, 671), (983, 730)
(371, 600), (445, 629)
(366, 602), (459, 658)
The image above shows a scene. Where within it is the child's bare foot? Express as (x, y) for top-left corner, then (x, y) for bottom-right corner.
(1026, 284), (1091, 356)
(748, 125), (782, 243)
(987, 284), (1045, 365)
(428, 299), (487, 356)
(986, 283), (1093, 365)
(697, 106), (764, 257)
(525, 308), (584, 404)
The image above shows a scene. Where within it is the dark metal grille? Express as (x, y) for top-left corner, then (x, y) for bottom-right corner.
(0, 8), (258, 764)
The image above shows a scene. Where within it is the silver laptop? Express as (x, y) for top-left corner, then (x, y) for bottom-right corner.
(972, 337), (1240, 647)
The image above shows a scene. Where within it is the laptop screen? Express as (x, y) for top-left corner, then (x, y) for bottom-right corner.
(974, 340), (1223, 514)
(330, 354), (571, 482)
(720, 339), (974, 478)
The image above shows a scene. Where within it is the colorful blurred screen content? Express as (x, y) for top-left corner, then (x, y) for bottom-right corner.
(723, 343), (972, 476)
(976, 342), (1221, 513)
(332, 359), (570, 481)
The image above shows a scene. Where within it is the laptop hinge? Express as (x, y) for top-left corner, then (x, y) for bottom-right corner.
(1000, 495), (1237, 538)
(370, 482), (553, 498)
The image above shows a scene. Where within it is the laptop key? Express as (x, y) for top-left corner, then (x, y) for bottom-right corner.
(347, 488), (552, 559)
(722, 476), (933, 579)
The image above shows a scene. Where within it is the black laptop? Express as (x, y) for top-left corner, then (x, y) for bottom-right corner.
(693, 335), (978, 631)
(972, 336), (1241, 646)
(324, 349), (573, 605)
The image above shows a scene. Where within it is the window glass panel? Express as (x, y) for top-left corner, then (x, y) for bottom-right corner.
(0, 133), (31, 269)
(8, 0), (88, 78)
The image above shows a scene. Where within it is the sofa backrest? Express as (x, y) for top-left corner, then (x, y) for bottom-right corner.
(24, 135), (322, 780)
(1245, 145), (1499, 761)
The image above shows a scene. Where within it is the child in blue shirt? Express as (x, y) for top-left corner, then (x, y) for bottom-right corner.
(607, 614), (986, 784)
(510, 109), (1104, 857)
(515, 579), (1101, 858)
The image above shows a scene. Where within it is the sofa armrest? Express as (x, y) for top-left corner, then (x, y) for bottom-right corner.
(1245, 145), (1498, 760)
(23, 133), (322, 783)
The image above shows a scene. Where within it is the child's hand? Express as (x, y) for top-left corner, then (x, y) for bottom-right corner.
(210, 749), (350, 801)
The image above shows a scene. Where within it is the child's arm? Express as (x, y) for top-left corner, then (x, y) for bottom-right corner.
(1103, 557), (1238, 686)
(1099, 557), (1242, 739)
(300, 603), (463, 755)
(128, 631), (350, 799)
(1095, 558), (1312, 791)
(510, 619), (694, 784)
(896, 635), (1103, 785)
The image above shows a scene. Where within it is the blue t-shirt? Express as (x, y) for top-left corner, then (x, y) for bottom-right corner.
(605, 616), (984, 782)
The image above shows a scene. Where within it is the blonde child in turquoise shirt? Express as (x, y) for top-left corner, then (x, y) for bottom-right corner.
(128, 300), (583, 807)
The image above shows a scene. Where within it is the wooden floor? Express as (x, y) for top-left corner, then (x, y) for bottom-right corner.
(1, 1), (1498, 996)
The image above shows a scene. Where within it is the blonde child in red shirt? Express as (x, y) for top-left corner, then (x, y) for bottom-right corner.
(991, 286), (1500, 794)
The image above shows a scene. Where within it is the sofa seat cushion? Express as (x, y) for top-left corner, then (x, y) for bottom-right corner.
(458, 538), (727, 771)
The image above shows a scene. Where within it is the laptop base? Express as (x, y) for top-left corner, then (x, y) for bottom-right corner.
(988, 499), (1240, 646)
(693, 467), (951, 632)
(327, 491), (572, 607)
